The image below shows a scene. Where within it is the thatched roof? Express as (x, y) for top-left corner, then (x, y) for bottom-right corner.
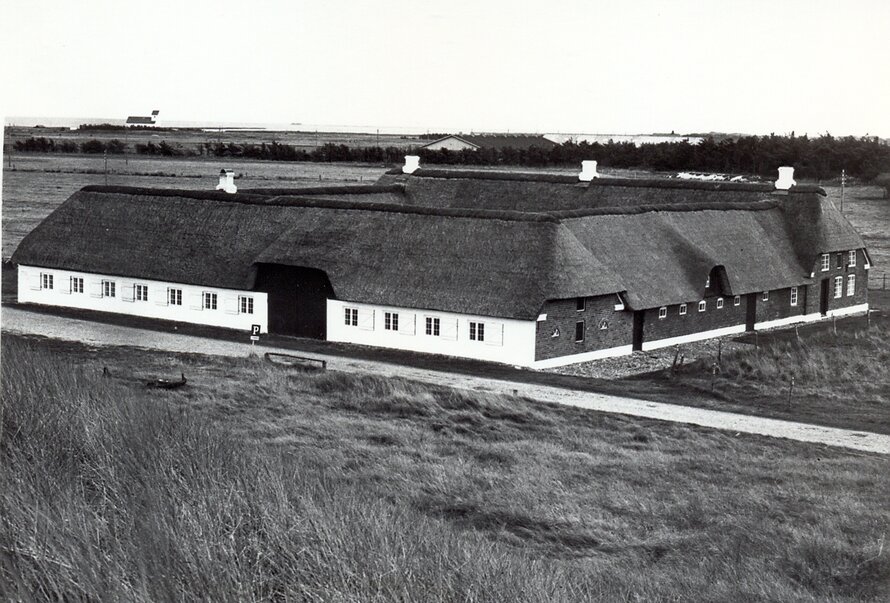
(12, 173), (865, 317)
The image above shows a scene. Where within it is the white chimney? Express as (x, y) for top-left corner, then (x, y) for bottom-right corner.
(403, 155), (420, 174)
(775, 166), (796, 190)
(215, 169), (237, 194)
(579, 160), (599, 181)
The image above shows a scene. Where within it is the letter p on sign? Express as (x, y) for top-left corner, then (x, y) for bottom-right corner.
(251, 324), (261, 336)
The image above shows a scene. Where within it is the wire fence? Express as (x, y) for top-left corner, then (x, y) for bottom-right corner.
(869, 271), (888, 290)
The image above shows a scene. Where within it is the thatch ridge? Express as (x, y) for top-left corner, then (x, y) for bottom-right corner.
(549, 200), (781, 219)
(238, 184), (406, 196)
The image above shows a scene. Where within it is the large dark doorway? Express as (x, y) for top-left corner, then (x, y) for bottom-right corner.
(745, 293), (757, 331)
(632, 311), (645, 351)
(253, 264), (334, 338)
(820, 279), (830, 316)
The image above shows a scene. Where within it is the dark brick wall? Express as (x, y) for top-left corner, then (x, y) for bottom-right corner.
(804, 249), (869, 315)
(535, 295), (633, 361)
(642, 294), (746, 343)
(755, 286), (808, 323)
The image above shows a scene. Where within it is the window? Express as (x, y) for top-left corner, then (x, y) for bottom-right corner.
(762, 291), (769, 302)
(848, 250), (856, 267)
(836, 253), (843, 269)
(344, 307), (358, 326)
(469, 321), (485, 341)
(833, 276), (843, 299)
(790, 287), (798, 306)
(168, 288), (182, 306)
(203, 292), (218, 310)
(698, 300), (707, 312)
(239, 296), (254, 314)
(847, 275), (855, 297)
(599, 319), (608, 330)
(575, 321), (585, 342)
(705, 276), (710, 288)
(102, 280), (116, 298)
(820, 253), (830, 271)
(425, 316), (440, 336)
(734, 295), (741, 306)
(716, 297), (724, 309)
(384, 312), (399, 331)
(576, 297), (585, 312)
(71, 276), (84, 294)
(135, 284), (149, 302)
(658, 306), (667, 319)
(40, 273), (53, 290)
(679, 303), (687, 316)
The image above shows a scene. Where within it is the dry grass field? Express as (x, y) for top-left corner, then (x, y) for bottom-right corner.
(2, 334), (889, 601)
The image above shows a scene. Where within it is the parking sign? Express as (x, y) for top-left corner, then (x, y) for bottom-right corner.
(251, 324), (261, 335)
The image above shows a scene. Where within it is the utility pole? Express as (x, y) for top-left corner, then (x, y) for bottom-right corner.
(840, 169), (846, 212)
(104, 150), (108, 186)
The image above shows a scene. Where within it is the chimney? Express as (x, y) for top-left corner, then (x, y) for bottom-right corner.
(775, 166), (796, 190)
(402, 155), (420, 174)
(215, 169), (237, 194)
(579, 160), (599, 181)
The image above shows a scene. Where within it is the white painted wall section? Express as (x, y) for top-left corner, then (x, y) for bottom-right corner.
(641, 324), (746, 351)
(17, 265), (268, 333)
(531, 344), (633, 369)
(327, 299), (537, 366)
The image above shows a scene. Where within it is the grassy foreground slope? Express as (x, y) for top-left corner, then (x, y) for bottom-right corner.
(2, 335), (889, 601)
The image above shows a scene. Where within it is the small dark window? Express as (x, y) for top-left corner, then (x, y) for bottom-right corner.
(575, 321), (585, 342)
(836, 253), (843, 269)
(576, 298), (585, 311)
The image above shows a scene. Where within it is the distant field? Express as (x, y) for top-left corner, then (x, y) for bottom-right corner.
(2, 334), (888, 601)
(822, 185), (890, 289)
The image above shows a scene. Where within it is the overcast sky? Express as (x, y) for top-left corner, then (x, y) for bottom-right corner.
(2, 0), (888, 136)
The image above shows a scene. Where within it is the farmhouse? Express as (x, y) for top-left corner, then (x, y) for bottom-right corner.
(12, 160), (870, 368)
(125, 110), (160, 127)
(421, 134), (558, 152)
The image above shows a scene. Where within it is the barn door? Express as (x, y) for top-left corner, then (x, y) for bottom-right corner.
(632, 311), (644, 351)
(745, 293), (757, 331)
(820, 279), (829, 316)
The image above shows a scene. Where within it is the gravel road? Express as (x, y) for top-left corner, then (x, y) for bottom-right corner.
(3, 306), (889, 455)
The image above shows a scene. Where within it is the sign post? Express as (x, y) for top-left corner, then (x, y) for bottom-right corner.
(250, 324), (261, 345)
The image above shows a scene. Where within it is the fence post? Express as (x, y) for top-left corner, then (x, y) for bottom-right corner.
(787, 375), (795, 407)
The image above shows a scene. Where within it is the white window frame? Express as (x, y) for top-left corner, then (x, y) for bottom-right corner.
(848, 250), (856, 267)
(70, 276), (84, 294)
(425, 316), (441, 337)
(576, 297), (586, 312)
(599, 319), (608, 330)
(733, 295), (740, 306)
(658, 306), (667, 319)
(679, 303), (687, 316)
(762, 291), (769, 302)
(790, 287), (798, 306)
(716, 297), (724, 309)
(102, 280), (116, 298)
(833, 276), (843, 299)
(705, 276), (710, 288)
(40, 273), (54, 290)
(203, 291), (218, 310)
(134, 284), (149, 302)
(344, 307), (358, 326)
(168, 288), (183, 306)
(239, 295), (254, 314)
(846, 274), (855, 297)
(469, 321), (485, 341)
(820, 253), (830, 271)
(698, 300), (706, 312)
(384, 311), (399, 331)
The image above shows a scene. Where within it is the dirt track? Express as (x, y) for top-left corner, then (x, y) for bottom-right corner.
(3, 306), (889, 455)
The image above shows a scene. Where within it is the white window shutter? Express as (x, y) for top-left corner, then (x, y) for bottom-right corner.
(90, 280), (103, 298)
(358, 307), (375, 330)
(484, 323), (504, 346)
(190, 293), (203, 311)
(223, 295), (239, 315)
(30, 272), (42, 291)
(155, 286), (169, 306)
(398, 312), (415, 335)
(121, 283), (135, 302)
(441, 317), (458, 341)
(59, 276), (71, 294)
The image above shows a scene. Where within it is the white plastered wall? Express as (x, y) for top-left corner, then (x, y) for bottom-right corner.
(327, 299), (537, 366)
(17, 265), (268, 333)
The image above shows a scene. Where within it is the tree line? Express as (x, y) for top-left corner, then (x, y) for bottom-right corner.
(12, 133), (890, 181)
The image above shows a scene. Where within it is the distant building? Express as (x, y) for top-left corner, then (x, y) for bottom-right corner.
(421, 134), (558, 152)
(125, 110), (160, 127)
(12, 160), (870, 368)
